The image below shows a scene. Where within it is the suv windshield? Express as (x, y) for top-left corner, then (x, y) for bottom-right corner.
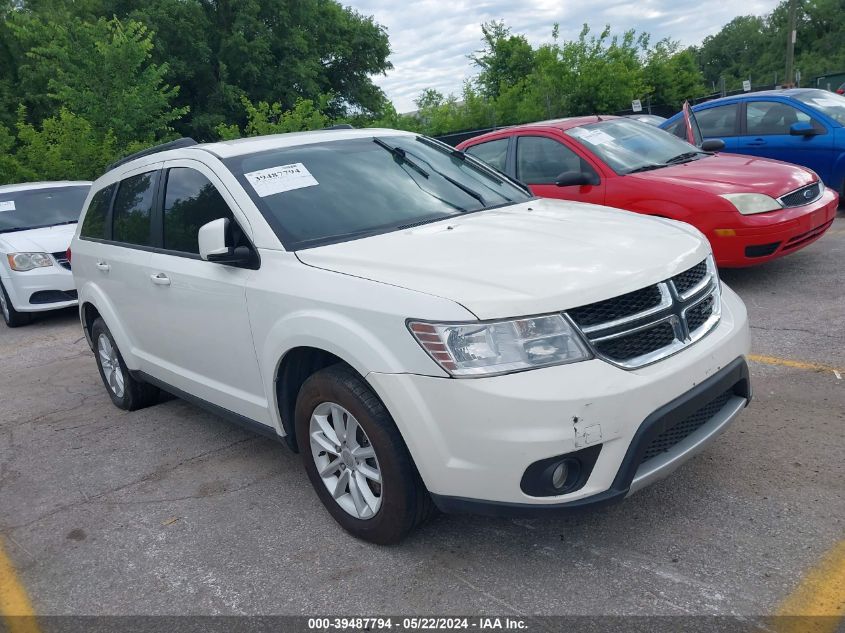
(226, 135), (532, 249)
(794, 89), (845, 125)
(0, 185), (90, 234)
(565, 119), (705, 175)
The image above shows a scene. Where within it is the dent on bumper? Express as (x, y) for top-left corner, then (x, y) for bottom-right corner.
(367, 285), (751, 512)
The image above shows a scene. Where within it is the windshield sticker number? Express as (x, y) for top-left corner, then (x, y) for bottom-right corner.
(0, 200), (15, 212)
(245, 163), (318, 197)
(576, 129), (614, 145)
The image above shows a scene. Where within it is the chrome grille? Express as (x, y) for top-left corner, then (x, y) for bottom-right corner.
(779, 182), (822, 208)
(565, 258), (721, 369)
(568, 285), (663, 328)
(671, 261), (707, 297)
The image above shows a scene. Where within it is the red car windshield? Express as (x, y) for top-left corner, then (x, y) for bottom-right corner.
(565, 119), (703, 175)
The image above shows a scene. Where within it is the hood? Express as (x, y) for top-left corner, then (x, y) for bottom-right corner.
(632, 153), (815, 197)
(296, 199), (709, 320)
(0, 223), (76, 254)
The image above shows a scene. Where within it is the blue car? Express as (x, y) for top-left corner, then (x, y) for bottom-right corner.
(662, 89), (845, 197)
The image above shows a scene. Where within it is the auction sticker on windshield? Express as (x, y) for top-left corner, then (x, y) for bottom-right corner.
(245, 163), (319, 197)
(0, 201), (15, 212)
(571, 128), (614, 145)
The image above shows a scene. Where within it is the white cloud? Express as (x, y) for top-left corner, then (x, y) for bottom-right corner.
(345, 0), (782, 112)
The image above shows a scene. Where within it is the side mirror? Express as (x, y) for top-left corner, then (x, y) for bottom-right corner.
(701, 138), (725, 152)
(789, 121), (816, 136)
(199, 218), (252, 265)
(555, 171), (599, 187)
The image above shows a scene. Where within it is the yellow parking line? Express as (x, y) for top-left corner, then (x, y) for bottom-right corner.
(749, 354), (844, 376)
(0, 537), (39, 633)
(774, 540), (845, 633)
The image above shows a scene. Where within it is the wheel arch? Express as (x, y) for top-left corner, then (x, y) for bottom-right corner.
(274, 345), (350, 452)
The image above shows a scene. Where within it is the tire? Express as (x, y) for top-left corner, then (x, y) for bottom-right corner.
(295, 364), (434, 544)
(0, 280), (32, 327)
(91, 317), (159, 411)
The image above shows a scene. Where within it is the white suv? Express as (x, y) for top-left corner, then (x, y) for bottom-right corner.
(1, 181), (91, 327)
(71, 129), (751, 544)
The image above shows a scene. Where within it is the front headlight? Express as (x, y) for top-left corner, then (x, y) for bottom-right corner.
(7, 252), (54, 272)
(720, 193), (782, 215)
(408, 314), (592, 377)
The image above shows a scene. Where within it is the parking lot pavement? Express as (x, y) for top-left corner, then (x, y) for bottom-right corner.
(0, 215), (843, 619)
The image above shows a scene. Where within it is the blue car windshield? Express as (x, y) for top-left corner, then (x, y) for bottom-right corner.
(794, 90), (845, 125)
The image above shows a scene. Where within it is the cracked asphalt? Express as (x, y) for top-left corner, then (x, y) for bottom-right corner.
(0, 214), (843, 617)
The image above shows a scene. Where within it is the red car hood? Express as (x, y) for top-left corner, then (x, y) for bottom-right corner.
(631, 153), (816, 197)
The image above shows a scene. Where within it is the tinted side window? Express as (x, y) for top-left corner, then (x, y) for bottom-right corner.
(696, 104), (739, 137)
(664, 118), (686, 140)
(112, 172), (157, 246)
(163, 168), (234, 254)
(746, 101), (811, 135)
(516, 136), (583, 184)
(80, 185), (114, 240)
(465, 138), (509, 172)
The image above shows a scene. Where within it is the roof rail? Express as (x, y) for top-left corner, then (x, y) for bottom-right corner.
(104, 138), (199, 173)
(324, 124), (354, 130)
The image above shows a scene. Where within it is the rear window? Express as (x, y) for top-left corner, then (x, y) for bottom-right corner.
(112, 172), (158, 246)
(0, 185), (90, 234)
(80, 185), (114, 240)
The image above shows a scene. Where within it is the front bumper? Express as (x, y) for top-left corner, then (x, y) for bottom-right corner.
(710, 188), (838, 267)
(1, 263), (77, 312)
(366, 284), (751, 511)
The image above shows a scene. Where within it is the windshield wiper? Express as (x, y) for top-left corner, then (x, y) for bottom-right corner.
(415, 136), (504, 185)
(375, 137), (488, 207)
(664, 151), (703, 165)
(373, 138), (429, 178)
(627, 163), (666, 174)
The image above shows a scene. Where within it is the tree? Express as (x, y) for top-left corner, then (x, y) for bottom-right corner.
(10, 15), (187, 148)
(10, 107), (117, 181)
(644, 40), (706, 107)
(215, 94), (331, 139)
(471, 21), (535, 99)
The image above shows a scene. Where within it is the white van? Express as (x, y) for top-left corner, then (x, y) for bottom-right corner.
(1, 181), (91, 327)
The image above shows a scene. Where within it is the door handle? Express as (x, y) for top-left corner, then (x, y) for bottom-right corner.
(150, 273), (171, 286)
(96, 261), (110, 272)
(746, 138), (767, 146)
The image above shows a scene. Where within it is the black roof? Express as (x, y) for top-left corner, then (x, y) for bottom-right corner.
(104, 138), (198, 173)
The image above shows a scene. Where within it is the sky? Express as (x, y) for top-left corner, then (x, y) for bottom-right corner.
(345, 0), (782, 112)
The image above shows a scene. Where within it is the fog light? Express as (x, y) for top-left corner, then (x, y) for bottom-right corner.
(551, 462), (568, 489)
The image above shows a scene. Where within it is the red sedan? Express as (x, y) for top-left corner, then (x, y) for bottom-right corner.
(457, 116), (838, 267)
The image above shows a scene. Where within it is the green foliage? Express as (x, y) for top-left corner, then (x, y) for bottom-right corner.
(471, 21), (536, 99)
(216, 95), (333, 140)
(13, 107), (118, 181)
(17, 16), (187, 147)
(696, 0), (845, 90)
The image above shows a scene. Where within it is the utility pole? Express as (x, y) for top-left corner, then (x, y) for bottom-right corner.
(785, 0), (798, 87)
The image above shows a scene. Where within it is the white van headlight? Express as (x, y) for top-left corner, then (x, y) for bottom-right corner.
(408, 314), (591, 377)
(720, 193), (782, 215)
(7, 252), (53, 271)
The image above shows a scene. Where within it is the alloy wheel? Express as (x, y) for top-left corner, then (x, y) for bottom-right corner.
(0, 286), (8, 321)
(97, 333), (125, 398)
(309, 401), (383, 519)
